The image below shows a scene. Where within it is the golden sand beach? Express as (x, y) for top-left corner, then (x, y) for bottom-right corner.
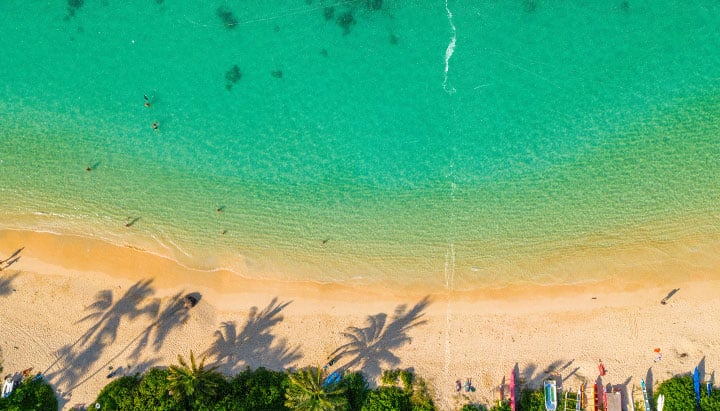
(1, 228), (719, 410)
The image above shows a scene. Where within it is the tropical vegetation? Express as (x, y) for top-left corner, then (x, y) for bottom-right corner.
(5, 355), (720, 411)
(284, 366), (348, 411)
(0, 375), (57, 411)
(167, 351), (225, 409)
(655, 374), (720, 411)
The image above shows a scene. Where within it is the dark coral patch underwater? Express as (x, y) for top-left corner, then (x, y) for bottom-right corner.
(225, 65), (242, 90)
(217, 6), (239, 29)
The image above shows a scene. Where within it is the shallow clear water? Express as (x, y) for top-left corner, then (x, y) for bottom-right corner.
(1, 0), (719, 290)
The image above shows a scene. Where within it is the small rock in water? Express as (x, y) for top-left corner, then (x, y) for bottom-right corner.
(389, 33), (399, 45)
(66, 0), (84, 18)
(225, 65), (242, 90)
(323, 6), (335, 21)
(336, 11), (355, 35)
(619, 0), (630, 12)
(271, 70), (283, 79)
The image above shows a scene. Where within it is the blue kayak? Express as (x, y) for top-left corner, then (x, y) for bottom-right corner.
(694, 367), (701, 405)
(323, 371), (342, 388)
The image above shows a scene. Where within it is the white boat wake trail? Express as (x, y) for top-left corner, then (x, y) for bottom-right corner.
(443, 0), (457, 94)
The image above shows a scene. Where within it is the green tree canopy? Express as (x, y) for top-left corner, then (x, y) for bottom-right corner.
(167, 350), (226, 410)
(700, 387), (720, 411)
(518, 389), (545, 411)
(214, 367), (289, 411)
(133, 368), (182, 410)
(361, 386), (412, 411)
(285, 366), (348, 411)
(0, 377), (58, 411)
(94, 374), (141, 410)
(340, 371), (369, 411)
(655, 375), (695, 411)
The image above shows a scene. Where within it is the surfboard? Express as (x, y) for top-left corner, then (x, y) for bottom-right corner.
(657, 394), (665, 411)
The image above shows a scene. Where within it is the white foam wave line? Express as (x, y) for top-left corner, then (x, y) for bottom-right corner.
(150, 232), (195, 260)
(443, 0), (457, 94)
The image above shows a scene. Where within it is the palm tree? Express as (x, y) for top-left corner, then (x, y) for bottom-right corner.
(167, 350), (221, 408)
(285, 366), (348, 411)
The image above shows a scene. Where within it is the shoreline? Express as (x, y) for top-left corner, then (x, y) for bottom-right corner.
(1, 228), (719, 410)
(1, 220), (719, 294)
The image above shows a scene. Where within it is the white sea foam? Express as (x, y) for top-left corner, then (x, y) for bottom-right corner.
(443, 0), (457, 94)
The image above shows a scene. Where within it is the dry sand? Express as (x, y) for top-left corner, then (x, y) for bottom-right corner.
(0, 228), (719, 410)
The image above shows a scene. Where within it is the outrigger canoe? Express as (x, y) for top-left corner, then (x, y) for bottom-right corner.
(510, 369), (516, 411)
(576, 384), (584, 411)
(545, 379), (558, 411)
(641, 379), (652, 411)
(593, 383), (599, 411)
(604, 387), (622, 411)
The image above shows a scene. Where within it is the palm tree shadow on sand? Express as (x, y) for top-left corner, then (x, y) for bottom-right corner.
(0, 271), (19, 297)
(331, 296), (431, 381)
(44, 279), (201, 397)
(516, 359), (576, 391)
(204, 297), (302, 375)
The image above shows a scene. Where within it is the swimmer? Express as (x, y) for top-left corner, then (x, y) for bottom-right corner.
(144, 95), (151, 107)
(152, 122), (159, 130)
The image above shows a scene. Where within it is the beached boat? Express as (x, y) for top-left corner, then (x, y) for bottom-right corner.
(657, 394), (665, 411)
(641, 379), (652, 411)
(510, 368), (516, 411)
(593, 383), (599, 411)
(576, 384), (583, 411)
(544, 379), (558, 411)
(604, 387), (622, 411)
(694, 367), (701, 406)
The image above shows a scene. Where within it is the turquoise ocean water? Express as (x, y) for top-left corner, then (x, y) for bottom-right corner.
(1, 0), (719, 290)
